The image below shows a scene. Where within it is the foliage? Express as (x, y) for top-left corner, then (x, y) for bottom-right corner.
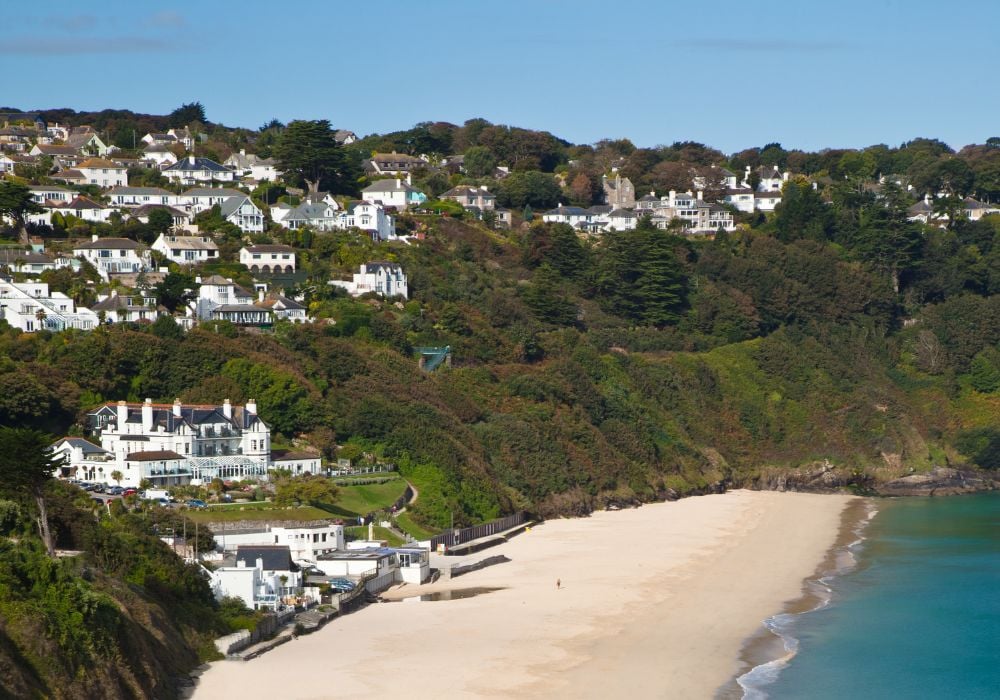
(272, 474), (339, 507)
(272, 120), (349, 194)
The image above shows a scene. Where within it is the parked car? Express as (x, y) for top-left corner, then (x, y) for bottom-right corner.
(154, 497), (171, 507)
(106, 486), (124, 496)
(185, 499), (207, 509)
(92, 497), (105, 507)
(327, 578), (355, 592)
(91, 483), (105, 493)
(122, 488), (137, 497)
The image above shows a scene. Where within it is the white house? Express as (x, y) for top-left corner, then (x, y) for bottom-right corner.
(755, 190), (783, 212)
(75, 158), (128, 188)
(141, 143), (178, 167)
(29, 185), (76, 205)
(211, 546), (302, 611)
(216, 522), (344, 562)
(220, 196), (265, 233)
(84, 398), (272, 486)
(543, 204), (594, 227)
(192, 275), (274, 327)
(757, 165), (790, 192)
(440, 185), (497, 211)
(178, 187), (246, 214)
(152, 234), (219, 265)
(163, 156), (236, 186)
(368, 152), (427, 176)
(50, 196), (115, 224)
(240, 245), (296, 273)
(724, 187), (756, 213)
(334, 130), (357, 145)
(330, 262), (408, 299)
(130, 204), (194, 229)
(91, 291), (162, 324)
(224, 150), (280, 182)
(106, 186), (176, 208)
(73, 236), (152, 280)
(0, 248), (64, 275)
(257, 294), (309, 323)
(0, 280), (99, 332)
(48, 437), (113, 480)
(361, 179), (427, 210)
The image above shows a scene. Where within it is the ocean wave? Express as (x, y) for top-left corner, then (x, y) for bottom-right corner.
(737, 501), (878, 699)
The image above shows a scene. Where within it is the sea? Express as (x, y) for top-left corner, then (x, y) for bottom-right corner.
(736, 492), (1000, 700)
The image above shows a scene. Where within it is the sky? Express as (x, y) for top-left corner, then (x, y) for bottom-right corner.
(4, 0), (1000, 154)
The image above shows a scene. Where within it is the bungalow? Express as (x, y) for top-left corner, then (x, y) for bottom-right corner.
(361, 178), (427, 210)
(755, 190), (783, 212)
(239, 244), (296, 273)
(0, 248), (62, 275)
(51, 196), (115, 224)
(73, 236), (152, 280)
(543, 204), (593, 227)
(257, 293), (309, 323)
(962, 196), (1000, 221)
(216, 522), (344, 561)
(0, 280), (99, 332)
(52, 168), (87, 187)
(367, 152), (427, 176)
(107, 186), (175, 208)
(131, 205), (194, 229)
(220, 196), (265, 233)
(75, 158), (128, 188)
(330, 262), (408, 299)
(213, 546), (302, 611)
(29, 144), (78, 158)
(29, 185), (76, 205)
(270, 449), (322, 475)
(152, 234), (219, 264)
(163, 156), (236, 186)
(65, 130), (109, 156)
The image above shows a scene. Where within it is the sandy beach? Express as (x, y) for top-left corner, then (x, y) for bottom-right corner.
(192, 490), (856, 700)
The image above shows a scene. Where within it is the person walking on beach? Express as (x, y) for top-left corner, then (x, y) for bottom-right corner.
(556, 578), (561, 590)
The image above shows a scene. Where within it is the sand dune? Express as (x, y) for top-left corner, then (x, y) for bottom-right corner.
(192, 490), (855, 699)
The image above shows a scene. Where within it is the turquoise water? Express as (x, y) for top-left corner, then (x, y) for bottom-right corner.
(744, 492), (1000, 699)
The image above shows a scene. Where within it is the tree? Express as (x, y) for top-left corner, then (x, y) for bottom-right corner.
(169, 102), (206, 127)
(496, 171), (562, 209)
(968, 347), (1000, 393)
(521, 264), (578, 326)
(150, 314), (184, 340)
(154, 271), (196, 313)
(0, 428), (62, 557)
(597, 229), (689, 326)
(0, 180), (44, 244)
(463, 146), (496, 178)
(111, 470), (123, 486)
(146, 207), (174, 236)
(273, 474), (339, 507)
(272, 120), (346, 193)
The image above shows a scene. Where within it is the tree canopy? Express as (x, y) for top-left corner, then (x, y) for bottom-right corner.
(272, 119), (348, 193)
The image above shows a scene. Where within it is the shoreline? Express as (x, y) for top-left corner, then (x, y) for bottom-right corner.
(725, 497), (877, 699)
(192, 490), (856, 700)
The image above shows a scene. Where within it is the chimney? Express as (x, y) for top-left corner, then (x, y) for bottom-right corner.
(924, 194), (932, 206)
(117, 400), (128, 427)
(223, 398), (232, 420)
(697, 190), (703, 201)
(240, 149), (246, 156)
(256, 557), (264, 571)
(257, 289), (264, 303)
(172, 398), (182, 417)
(395, 178), (401, 188)
(142, 398), (153, 432)
(189, 155), (196, 166)
(246, 399), (257, 415)
(91, 234), (99, 242)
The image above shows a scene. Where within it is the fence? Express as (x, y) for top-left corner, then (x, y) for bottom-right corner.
(427, 512), (527, 552)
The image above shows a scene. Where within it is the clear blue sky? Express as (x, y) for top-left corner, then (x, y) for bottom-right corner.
(4, 0), (999, 154)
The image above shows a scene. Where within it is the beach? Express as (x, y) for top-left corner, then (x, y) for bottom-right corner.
(192, 490), (857, 700)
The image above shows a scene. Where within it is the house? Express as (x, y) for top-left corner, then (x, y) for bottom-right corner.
(240, 244), (296, 273)
(163, 156), (236, 186)
(50, 196), (115, 224)
(107, 186), (175, 208)
(603, 172), (636, 209)
(724, 187), (756, 213)
(754, 190), (783, 212)
(256, 294), (309, 323)
(220, 196), (265, 233)
(315, 547), (399, 593)
(29, 185), (77, 206)
(179, 187), (246, 214)
(192, 275), (274, 326)
(334, 130), (357, 145)
(907, 195), (939, 224)
(73, 158), (128, 188)
(48, 437), (112, 480)
(269, 449), (322, 475)
(212, 545), (302, 611)
(131, 205), (194, 229)
(142, 143), (178, 167)
(275, 201), (340, 230)
(65, 130), (109, 156)
(0, 126), (37, 152)
(91, 291), (162, 324)
(51, 168), (87, 186)
(962, 196), (1000, 221)
(215, 522), (345, 561)
(634, 190), (736, 233)
(756, 165), (789, 192)
(141, 128), (194, 151)
(29, 144), (78, 158)
(440, 185), (496, 211)
(73, 236), (152, 280)
(0, 280), (99, 332)
(0, 248), (63, 275)
(141, 132), (178, 147)
(224, 150), (280, 182)
(338, 202), (395, 241)
(330, 262), (408, 299)
(603, 208), (638, 231)
(152, 234), (219, 264)
(361, 178), (427, 210)
(84, 398), (272, 485)
(367, 152), (427, 176)
(543, 204), (594, 227)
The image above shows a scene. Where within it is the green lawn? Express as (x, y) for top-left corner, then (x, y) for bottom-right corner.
(183, 504), (333, 523)
(344, 525), (405, 547)
(394, 512), (438, 541)
(332, 479), (408, 517)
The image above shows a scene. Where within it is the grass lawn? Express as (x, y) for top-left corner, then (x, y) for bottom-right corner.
(344, 525), (405, 547)
(333, 479), (408, 517)
(394, 512), (438, 540)
(184, 504), (333, 523)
